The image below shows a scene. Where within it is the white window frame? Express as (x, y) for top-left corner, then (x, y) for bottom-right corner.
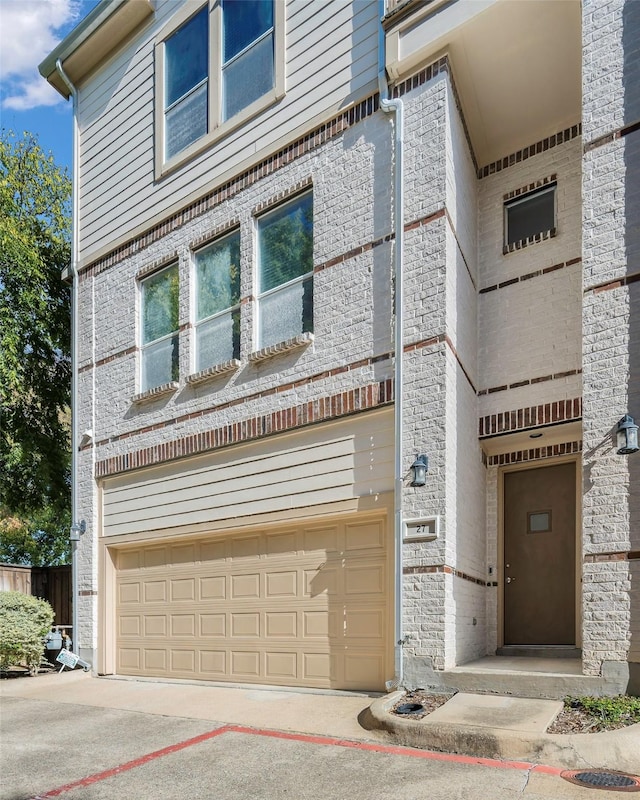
(192, 230), (242, 374)
(255, 191), (314, 351)
(155, 0), (285, 177)
(139, 263), (180, 394)
(503, 183), (556, 248)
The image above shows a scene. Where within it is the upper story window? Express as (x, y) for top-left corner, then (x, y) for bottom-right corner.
(140, 264), (179, 392)
(158, 0), (284, 171)
(504, 183), (556, 249)
(257, 192), (313, 350)
(194, 230), (241, 371)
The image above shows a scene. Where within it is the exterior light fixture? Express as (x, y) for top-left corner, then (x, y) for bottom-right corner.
(616, 415), (640, 455)
(410, 454), (428, 486)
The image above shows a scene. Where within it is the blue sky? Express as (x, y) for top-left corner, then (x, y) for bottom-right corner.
(0, 0), (101, 173)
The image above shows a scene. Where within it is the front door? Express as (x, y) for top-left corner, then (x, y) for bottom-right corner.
(503, 462), (576, 645)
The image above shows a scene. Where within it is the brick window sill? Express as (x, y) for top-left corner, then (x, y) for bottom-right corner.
(186, 359), (241, 385)
(503, 228), (556, 255)
(249, 332), (314, 363)
(132, 381), (179, 404)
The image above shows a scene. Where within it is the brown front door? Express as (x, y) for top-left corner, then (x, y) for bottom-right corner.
(503, 462), (576, 645)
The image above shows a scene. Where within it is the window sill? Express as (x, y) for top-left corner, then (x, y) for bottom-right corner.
(503, 227), (556, 255)
(132, 381), (179, 404)
(187, 359), (241, 385)
(249, 332), (314, 363)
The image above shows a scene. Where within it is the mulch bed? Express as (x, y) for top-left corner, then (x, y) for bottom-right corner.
(391, 690), (634, 734)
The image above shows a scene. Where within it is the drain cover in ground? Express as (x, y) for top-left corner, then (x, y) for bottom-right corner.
(562, 770), (640, 791)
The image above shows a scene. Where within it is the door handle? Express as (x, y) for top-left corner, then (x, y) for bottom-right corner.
(506, 576), (515, 584)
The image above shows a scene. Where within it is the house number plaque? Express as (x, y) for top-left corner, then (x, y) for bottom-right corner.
(403, 516), (439, 541)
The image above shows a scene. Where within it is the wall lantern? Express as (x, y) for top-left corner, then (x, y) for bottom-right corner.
(410, 454), (428, 486)
(616, 415), (639, 455)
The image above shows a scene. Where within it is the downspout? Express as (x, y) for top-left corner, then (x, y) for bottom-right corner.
(55, 59), (84, 653)
(378, 2), (405, 689)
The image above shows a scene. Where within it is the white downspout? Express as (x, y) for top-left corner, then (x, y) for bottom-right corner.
(55, 59), (84, 653)
(378, 3), (405, 690)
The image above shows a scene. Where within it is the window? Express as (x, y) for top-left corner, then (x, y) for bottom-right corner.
(140, 265), (179, 392)
(504, 184), (556, 247)
(222, 0), (274, 121)
(159, 0), (282, 167)
(194, 231), (241, 371)
(257, 192), (313, 349)
(164, 7), (208, 161)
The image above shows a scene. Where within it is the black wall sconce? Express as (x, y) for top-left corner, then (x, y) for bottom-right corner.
(616, 415), (639, 455)
(410, 454), (428, 486)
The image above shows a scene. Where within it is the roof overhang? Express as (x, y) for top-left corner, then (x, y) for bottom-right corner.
(39, 0), (155, 99)
(385, 0), (582, 167)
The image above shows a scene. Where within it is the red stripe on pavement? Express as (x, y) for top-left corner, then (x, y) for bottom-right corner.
(30, 726), (233, 798)
(223, 725), (564, 775)
(30, 723), (563, 797)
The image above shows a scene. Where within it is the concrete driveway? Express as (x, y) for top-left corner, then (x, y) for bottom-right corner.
(0, 672), (635, 799)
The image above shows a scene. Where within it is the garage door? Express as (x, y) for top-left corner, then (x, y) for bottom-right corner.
(115, 516), (391, 690)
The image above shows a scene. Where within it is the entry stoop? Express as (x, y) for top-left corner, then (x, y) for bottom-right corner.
(407, 656), (632, 700)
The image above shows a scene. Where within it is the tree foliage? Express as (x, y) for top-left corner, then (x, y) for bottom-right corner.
(0, 130), (72, 565)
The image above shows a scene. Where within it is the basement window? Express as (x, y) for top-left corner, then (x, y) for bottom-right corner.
(504, 184), (556, 252)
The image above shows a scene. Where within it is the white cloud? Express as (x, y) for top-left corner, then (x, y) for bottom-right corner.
(0, 0), (81, 110)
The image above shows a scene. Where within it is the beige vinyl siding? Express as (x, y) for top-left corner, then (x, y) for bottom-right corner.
(76, 0), (379, 261)
(102, 410), (394, 538)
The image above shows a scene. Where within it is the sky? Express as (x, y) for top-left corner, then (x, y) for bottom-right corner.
(0, 0), (102, 173)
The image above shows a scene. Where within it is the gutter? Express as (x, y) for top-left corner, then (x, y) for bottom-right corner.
(378, 1), (406, 691)
(54, 59), (85, 656)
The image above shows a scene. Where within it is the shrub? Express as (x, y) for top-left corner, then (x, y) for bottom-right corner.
(0, 591), (54, 674)
(566, 695), (640, 730)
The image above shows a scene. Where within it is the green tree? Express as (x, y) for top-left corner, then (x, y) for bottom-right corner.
(0, 130), (71, 566)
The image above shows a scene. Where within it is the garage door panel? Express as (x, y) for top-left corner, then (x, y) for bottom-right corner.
(231, 612), (260, 637)
(170, 578), (195, 601)
(231, 650), (260, 677)
(115, 514), (390, 690)
(200, 613), (226, 636)
(170, 614), (196, 637)
(200, 650), (226, 674)
(265, 651), (298, 679)
(143, 580), (166, 602)
(200, 575), (226, 599)
(265, 570), (297, 597)
(231, 573), (260, 598)
(265, 611), (297, 638)
(144, 615), (167, 636)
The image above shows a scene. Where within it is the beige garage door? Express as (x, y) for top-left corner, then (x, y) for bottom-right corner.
(115, 516), (391, 690)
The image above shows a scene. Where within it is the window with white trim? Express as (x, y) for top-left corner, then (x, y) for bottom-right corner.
(140, 264), (179, 392)
(504, 184), (556, 247)
(257, 192), (313, 349)
(159, 0), (281, 166)
(194, 231), (241, 371)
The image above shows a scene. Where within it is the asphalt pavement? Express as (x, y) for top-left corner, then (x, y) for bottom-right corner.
(1, 671), (638, 800)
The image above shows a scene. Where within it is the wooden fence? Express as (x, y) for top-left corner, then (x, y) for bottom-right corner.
(1, 563), (72, 626)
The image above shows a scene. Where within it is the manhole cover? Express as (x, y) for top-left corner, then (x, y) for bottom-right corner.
(394, 702), (425, 715)
(561, 770), (640, 791)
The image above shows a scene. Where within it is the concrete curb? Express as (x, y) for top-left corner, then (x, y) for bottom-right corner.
(366, 692), (640, 774)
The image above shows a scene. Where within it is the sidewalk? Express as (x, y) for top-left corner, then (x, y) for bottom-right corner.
(2, 670), (638, 775)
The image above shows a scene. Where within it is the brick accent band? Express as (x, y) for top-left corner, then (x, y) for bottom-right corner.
(585, 268), (640, 296)
(78, 590), (98, 597)
(584, 551), (640, 563)
(95, 380), (394, 478)
(583, 118), (640, 153)
(478, 124), (582, 179)
(478, 369), (582, 397)
(487, 441), (582, 467)
(403, 564), (489, 587)
(479, 256), (581, 295)
(479, 398), (582, 437)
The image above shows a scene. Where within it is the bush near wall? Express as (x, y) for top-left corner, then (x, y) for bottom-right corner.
(0, 590), (54, 674)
